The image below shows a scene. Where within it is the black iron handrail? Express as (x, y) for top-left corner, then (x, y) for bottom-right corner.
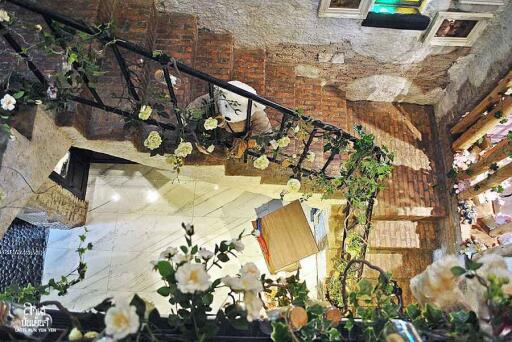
(4, 0), (358, 144)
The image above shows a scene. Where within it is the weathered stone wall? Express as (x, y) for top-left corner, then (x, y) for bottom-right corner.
(0, 107), (72, 237)
(20, 179), (88, 228)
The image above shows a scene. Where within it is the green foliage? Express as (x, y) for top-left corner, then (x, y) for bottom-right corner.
(0, 228), (92, 303)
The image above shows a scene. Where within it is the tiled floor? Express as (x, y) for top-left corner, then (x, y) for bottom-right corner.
(42, 164), (325, 314)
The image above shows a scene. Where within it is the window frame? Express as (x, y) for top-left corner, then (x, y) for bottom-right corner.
(318, 0), (376, 19)
(423, 11), (493, 47)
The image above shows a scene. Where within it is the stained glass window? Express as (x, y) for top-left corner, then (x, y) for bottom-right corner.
(370, 0), (423, 15)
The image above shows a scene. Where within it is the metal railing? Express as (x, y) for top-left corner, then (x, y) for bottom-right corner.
(2, 0), (372, 180)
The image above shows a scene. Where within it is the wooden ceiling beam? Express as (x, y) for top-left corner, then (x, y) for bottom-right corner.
(452, 95), (512, 151)
(459, 161), (512, 200)
(458, 138), (512, 180)
(451, 70), (512, 135)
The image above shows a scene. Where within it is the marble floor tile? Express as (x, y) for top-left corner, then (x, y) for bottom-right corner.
(108, 251), (163, 292)
(42, 248), (111, 290)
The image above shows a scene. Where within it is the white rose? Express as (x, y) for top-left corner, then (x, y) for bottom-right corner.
(104, 300), (140, 340)
(159, 246), (178, 260)
(286, 178), (301, 193)
(306, 151), (315, 163)
(0, 10), (10, 23)
(1, 94), (16, 111)
(175, 141), (193, 158)
(34, 24), (43, 31)
(244, 290), (263, 322)
(277, 136), (290, 148)
(253, 155), (270, 170)
(175, 262), (211, 293)
(269, 139), (279, 150)
(203, 117), (218, 130)
(34, 100), (42, 105)
(138, 105), (152, 120)
(68, 328), (83, 341)
(199, 248), (214, 260)
(95, 337), (114, 342)
(207, 145), (215, 153)
(230, 238), (244, 252)
(240, 262), (261, 278)
(143, 131), (162, 150)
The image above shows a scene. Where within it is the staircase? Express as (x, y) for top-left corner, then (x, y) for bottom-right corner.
(1, 0), (451, 303)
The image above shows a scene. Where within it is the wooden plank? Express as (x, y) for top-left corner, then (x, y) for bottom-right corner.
(257, 200), (319, 273)
(458, 138), (512, 180)
(459, 161), (512, 200)
(452, 96), (512, 151)
(451, 70), (512, 135)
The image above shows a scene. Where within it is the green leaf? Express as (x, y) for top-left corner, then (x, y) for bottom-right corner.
(157, 286), (170, 296)
(217, 253), (229, 262)
(451, 266), (467, 277)
(157, 260), (172, 278)
(425, 304), (444, 324)
(130, 294), (146, 318)
(13, 91), (25, 99)
(405, 304), (421, 320)
(357, 279), (373, 296)
(271, 321), (292, 342)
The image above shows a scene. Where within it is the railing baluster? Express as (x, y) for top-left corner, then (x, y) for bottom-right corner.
(162, 66), (182, 127)
(244, 99), (252, 134)
(43, 16), (104, 105)
(321, 133), (341, 173)
(0, 23), (47, 86)
(296, 128), (317, 170)
(110, 44), (140, 102)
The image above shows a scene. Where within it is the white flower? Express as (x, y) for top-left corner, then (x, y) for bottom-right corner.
(104, 299), (140, 340)
(143, 131), (162, 150)
(306, 151), (315, 163)
(0, 10), (10, 23)
(1, 94), (16, 111)
(410, 255), (465, 310)
(495, 213), (511, 226)
(244, 290), (263, 322)
(203, 117), (218, 130)
(277, 136), (290, 148)
(159, 247), (178, 260)
(199, 247), (214, 260)
(175, 262), (211, 293)
(34, 24), (42, 31)
(286, 178), (301, 193)
(253, 155), (270, 170)
(172, 253), (189, 265)
(68, 328), (83, 341)
(224, 275), (262, 292)
(138, 105), (152, 120)
(230, 238), (244, 252)
(34, 100), (42, 105)
(269, 139), (279, 150)
(175, 141), (193, 158)
(240, 262), (261, 279)
(207, 145), (215, 153)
